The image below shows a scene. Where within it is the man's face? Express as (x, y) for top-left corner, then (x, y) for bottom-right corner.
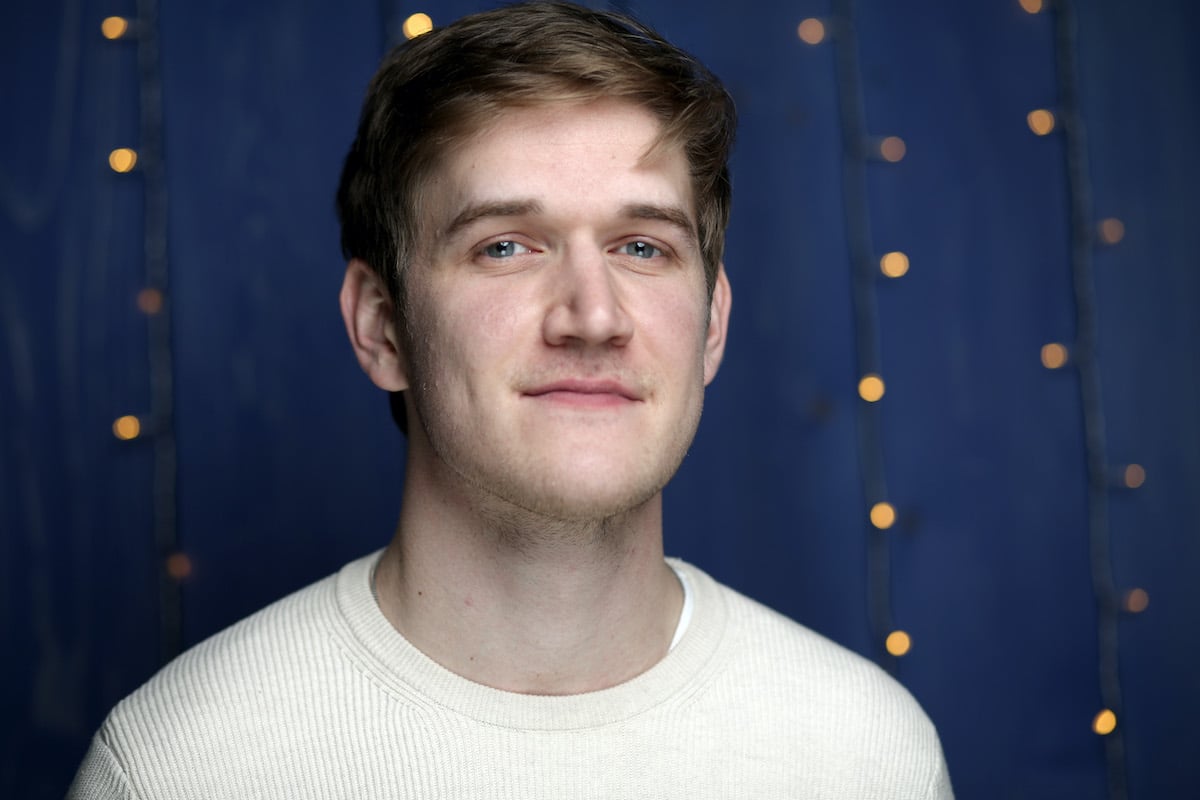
(397, 99), (730, 522)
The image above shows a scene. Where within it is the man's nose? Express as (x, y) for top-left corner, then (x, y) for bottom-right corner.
(541, 244), (635, 348)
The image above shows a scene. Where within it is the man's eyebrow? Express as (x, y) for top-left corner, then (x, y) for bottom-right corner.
(440, 200), (698, 244)
(621, 204), (698, 243)
(443, 200), (543, 238)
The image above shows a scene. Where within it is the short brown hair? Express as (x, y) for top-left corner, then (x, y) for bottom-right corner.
(336, 0), (736, 308)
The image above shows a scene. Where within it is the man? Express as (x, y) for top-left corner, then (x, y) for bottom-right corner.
(71, 3), (952, 797)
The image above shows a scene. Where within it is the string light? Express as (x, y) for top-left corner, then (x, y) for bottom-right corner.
(830, 0), (904, 671)
(1040, 342), (1069, 369)
(402, 13), (433, 39)
(1047, 1), (1129, 794)
(166, 553), (193, 581)
(878, 136), (906, 162)
(137, 288), (164, 315)
(870, 502), (896, 530)
(112, 415), (141, 440)
(879, 251), (909, 278)
(858, 374), (885, 402)
(1027, 109), (1056, 136)
(1123, 588), (1149, 613)
(1122, 463), (1146, 489)
(101, 16), (129, 39)
(1019, 0), (1044, 13)
(117, 0), (184, 666)
(1097, 217), (1125, 245)
(797, 18), (826, 45)
(1092, 709), (1117, 736)
(109, 148), (138, 173)
(885, 630), (912, 657)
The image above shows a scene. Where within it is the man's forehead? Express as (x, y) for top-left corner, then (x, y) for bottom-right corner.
(428, 105), (694, 218)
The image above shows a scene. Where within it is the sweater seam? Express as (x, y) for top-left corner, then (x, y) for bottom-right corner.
(96, 727), (140, 800)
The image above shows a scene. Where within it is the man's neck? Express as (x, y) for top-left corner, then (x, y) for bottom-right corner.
(372, 468), (683, 695)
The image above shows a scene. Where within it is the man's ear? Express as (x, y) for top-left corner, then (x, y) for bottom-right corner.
(339, 259), (409, 391)
(703, 264), (732, 386)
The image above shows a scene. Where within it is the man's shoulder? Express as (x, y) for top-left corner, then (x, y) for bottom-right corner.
(680, 560), (941, 736)
(100, 558), (356, 741)
(713, 572), (886, 675)
(675, 562), (950, 796)
(75, 557), (375, 797)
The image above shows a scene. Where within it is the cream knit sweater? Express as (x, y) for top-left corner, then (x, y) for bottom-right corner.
(69, 553), (953, 798)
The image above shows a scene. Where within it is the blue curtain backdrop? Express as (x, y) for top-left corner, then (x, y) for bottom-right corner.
(3, 1), (1197, 798)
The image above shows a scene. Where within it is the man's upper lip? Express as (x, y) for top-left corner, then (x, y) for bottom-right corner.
(524, 379), (641, 401)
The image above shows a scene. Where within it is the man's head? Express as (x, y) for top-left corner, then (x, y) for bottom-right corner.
(336, 1), (736, 312)
(337, 2), (736, 523)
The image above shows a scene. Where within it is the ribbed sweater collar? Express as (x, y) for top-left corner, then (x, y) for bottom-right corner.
(332, 550), (729, 730)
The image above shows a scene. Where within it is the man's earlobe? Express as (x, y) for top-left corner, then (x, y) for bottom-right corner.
(339, 259), (409, 392)
(703, 264), (732, 386)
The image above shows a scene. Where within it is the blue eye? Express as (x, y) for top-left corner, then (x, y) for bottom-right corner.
(622, 241), (662, 259)
(483, 241), (528, 258)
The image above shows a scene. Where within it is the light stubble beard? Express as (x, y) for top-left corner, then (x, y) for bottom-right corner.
(397, 300), (704, 556)
(413, 398), (693, 557)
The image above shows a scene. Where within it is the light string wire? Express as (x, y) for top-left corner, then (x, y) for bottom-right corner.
(1050, 2), (1128, 798)
(134, 0), (182, 664)
(828, 0), (896, 670)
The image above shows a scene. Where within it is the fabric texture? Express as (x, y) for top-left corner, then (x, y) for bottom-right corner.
(69, 552), (953, 799)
